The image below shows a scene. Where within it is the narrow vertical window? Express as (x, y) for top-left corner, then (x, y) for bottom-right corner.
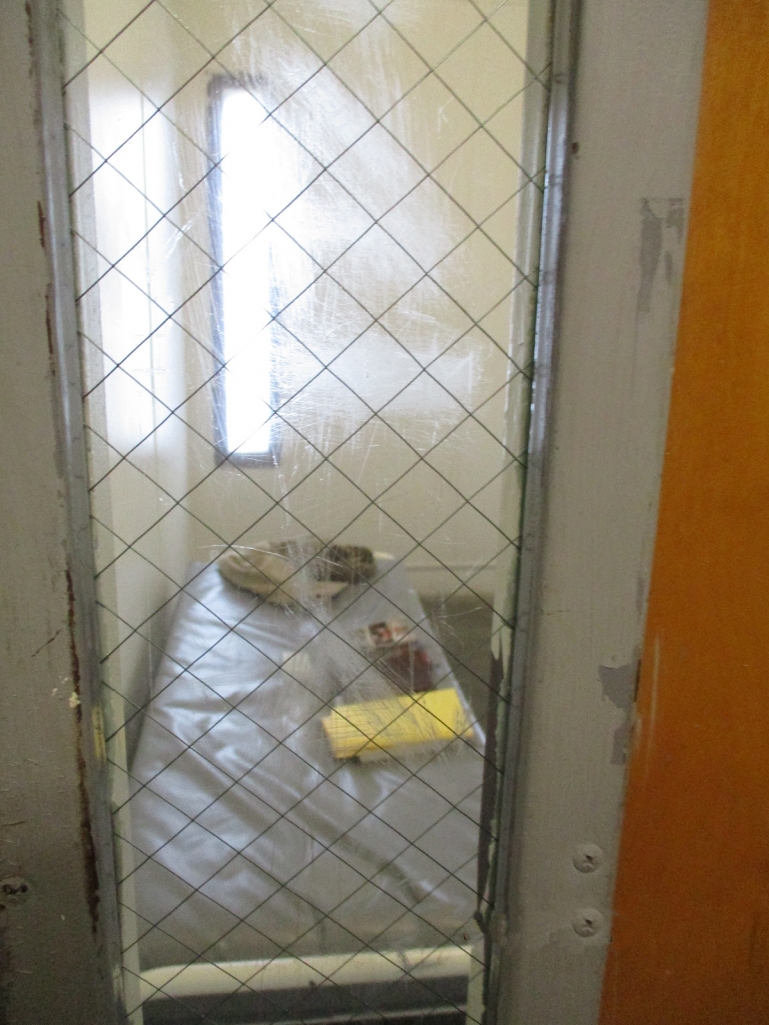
(209, 80), (279, 463)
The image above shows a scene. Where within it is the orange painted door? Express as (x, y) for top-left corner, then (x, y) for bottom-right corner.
(600, 2), (769, 1022)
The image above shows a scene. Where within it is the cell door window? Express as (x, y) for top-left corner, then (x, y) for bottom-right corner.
(61, 2), (553, 1023)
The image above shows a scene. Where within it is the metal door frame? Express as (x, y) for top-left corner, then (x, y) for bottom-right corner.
(0, 0), (709, 1020)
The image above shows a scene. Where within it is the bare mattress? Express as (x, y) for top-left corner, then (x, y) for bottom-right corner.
(126, 556), (485, 972)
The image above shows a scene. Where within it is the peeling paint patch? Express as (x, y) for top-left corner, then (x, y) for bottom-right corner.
(36, 200), (46, 250)
(45, 295), (53, 358)
(600, 663), (637, 713)
(65, 569), (100, 936)
(637, 198), (685, 317)
(65, 570), (82, 722)
(601, 663), (639, 765)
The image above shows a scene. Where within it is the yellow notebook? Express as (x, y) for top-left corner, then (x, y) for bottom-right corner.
(322, 688), (474, 761)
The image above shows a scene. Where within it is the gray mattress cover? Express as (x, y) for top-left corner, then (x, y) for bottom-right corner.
(126, 558), (484, 970)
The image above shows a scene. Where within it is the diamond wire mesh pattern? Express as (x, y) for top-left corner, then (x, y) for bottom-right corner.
(60, 0), (552, 1021)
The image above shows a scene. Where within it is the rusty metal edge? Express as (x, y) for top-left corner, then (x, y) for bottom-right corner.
(28, 0), (126, 1018)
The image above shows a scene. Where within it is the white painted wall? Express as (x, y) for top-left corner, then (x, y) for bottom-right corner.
(64, 0), (192, 748)
(66, 0), (537, 616)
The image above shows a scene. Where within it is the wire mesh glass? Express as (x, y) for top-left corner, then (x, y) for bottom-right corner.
(60, 1), (553, 1021)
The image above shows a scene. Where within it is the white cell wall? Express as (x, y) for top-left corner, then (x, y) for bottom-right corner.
(65, 0), (536, 758)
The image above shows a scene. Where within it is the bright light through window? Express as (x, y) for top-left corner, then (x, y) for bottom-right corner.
(216, 86), (278, 459)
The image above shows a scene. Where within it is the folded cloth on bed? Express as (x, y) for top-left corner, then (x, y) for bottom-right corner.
(217, 538), (375, 605)
(323, 689), (475, 761)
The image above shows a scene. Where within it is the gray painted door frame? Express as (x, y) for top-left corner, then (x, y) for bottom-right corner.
(0, 0), (123, 1021)
(0, 0), (708, 1022)
(492, 2), (709, 1023)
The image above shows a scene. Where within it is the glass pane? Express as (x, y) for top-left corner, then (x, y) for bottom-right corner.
(61, 1), (552, 1021)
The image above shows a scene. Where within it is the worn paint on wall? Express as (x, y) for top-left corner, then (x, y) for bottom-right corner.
(0, 1), (120, 1021)
(600, 2), (769, 1022)
(599, 662), (637, 766)
(497, 0), (708, 1022)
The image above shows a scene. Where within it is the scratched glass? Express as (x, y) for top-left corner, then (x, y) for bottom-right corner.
(60, 1), (552, 1020)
